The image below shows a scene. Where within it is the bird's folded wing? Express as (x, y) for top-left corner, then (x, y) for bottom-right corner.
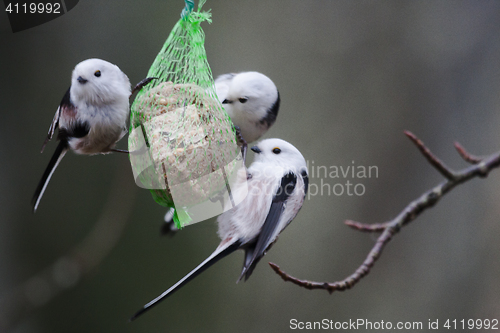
(41, 87), (72, 152)
(239, 172), (297, 281)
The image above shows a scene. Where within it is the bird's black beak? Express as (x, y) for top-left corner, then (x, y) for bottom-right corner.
(222, 99), (232, 104)
(251, 146), (262, 154)
(77, 76), (88, 84)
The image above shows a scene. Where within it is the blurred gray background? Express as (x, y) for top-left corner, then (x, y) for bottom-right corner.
(1, 1), (500, 332)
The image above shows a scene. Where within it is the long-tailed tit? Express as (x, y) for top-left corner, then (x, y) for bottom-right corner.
(217, 71), (280, 147)
(161, 71), (280, 235)
(32, 58), (132, 212)
(131, 138), (308, 320)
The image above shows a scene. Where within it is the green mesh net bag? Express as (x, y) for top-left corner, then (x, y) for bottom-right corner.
(128, 0), (245, 229)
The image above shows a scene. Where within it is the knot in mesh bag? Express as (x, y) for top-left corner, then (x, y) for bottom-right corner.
(128, 0), (245, 228)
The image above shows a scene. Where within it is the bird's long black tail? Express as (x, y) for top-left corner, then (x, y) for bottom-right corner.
(130, 239), (241, 321)
(32, 141), (68, 212)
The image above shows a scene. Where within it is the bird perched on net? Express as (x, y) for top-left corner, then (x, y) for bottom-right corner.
(161, 71), (280, 235)
(32, 58), (153, 212)
(131, 138), (308, 320)
(217, 71), (280, 154)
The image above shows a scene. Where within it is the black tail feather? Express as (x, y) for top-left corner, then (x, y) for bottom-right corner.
(32, 141), (68, 212)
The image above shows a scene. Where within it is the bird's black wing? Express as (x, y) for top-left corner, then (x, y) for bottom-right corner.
(41, 87), (72, 153)
(238, 172), (297, 282)
(260, 91), (280, 128)
(301, 169), (309, 196)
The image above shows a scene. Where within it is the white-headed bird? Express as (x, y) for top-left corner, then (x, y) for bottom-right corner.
(161, 71), (280, 234)
(32, 59), (154, 212)
(132, 138), (308, 320)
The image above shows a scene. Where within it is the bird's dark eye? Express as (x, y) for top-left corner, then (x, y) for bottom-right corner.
(238, 97), (248, 103)
(94, 70), (101, 77)
(272, 147), (281, 154)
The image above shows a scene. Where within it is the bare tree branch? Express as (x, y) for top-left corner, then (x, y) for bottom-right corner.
(0, 166), (137, 332)
(269, 131), (500, 293)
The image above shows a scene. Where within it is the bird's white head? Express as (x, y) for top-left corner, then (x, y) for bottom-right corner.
(250, 138), (307, 176)
(223, 72), (279, 121)
(70, 58), (131, 105)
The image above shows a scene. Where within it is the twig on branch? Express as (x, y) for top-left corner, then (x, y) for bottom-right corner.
(454, 142), (482, 164)
(0, 166), (136, 332)
(404, 130), (457, 180)
(269, 131), (500, 293)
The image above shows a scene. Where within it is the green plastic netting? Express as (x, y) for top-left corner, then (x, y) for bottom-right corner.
(128, 0), (244, 229)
